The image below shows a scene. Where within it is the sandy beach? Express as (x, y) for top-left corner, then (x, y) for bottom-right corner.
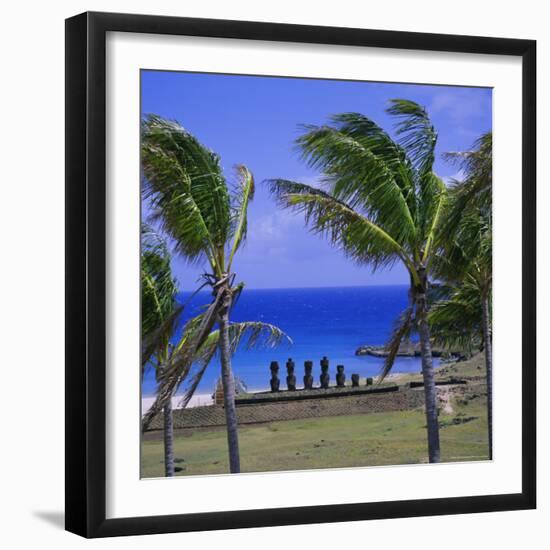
(142, 393), (213, 412)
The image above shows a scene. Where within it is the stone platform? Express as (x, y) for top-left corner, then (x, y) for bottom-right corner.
(146, 386), (426, 431)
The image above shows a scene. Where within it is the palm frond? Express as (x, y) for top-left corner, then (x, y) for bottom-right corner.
(430, 157), (491, 353)
(266, 179), (415, 273)
(177, 361), (211, 410)
(141, 115), (231, 268)
(141, 224), (178, 337)
(421, 173), (447, 262)
(141, 303), (183, 372)
(141, 224), (180, 376)
(141, 293), (223, 431)
(229, 321), (293, 351)
(330, 112), (419, 220)
(441, 132), (492, 236)
(177, 321), (291, 409)
(379, 289), (415, 381)
(230, 281), (245, 312)
(197, 321), (292, 363)
(386, 99), (443, 245)
(295, 124), (417, 245)
(434, 201), (491, 283)
(387, 99), (437, 176)
(428, 278), (483, 352)
(228, 165), (255, 269)
(175, 330), (220, 409)
(442, 132), (492, 188)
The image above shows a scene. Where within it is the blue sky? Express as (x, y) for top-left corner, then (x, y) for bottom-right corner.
(141, 71), (492, 289)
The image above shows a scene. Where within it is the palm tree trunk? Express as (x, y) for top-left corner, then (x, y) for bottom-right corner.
(163, 394), (175, 477)
(218, 288), (241, 473)
(481, 292), (493, 459)
(415, 281), (441, 463)
(158, 360), (175, 477)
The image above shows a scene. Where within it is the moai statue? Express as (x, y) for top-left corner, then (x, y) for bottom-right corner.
(320, 356), (330, 389)
(286, 358), (297, 391)
(336, 365), (346, 387)
(303, 360), (314, 390)
(351, 373), (360, 387)
(366, 377), (374, 386)
(270, 361), (280, 392)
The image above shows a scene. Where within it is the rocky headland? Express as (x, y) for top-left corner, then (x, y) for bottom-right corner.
(355, 342), (458, 359)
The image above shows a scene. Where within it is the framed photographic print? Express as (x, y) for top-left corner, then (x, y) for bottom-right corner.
(65, 11), (536, 538)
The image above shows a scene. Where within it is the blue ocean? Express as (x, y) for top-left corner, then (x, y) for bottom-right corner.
(142, 285), (430, 396)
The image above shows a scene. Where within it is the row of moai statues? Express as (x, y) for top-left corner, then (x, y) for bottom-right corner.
(269, 357), (373, 392)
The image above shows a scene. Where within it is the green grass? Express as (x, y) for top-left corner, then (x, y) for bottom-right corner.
(141, 369), (489, 478)
(387, 352), (486, 385)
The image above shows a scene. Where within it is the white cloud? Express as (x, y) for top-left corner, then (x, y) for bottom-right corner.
(429, 91), (485, 121)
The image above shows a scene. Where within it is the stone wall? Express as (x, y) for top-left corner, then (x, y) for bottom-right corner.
(146, 387), (426, 431)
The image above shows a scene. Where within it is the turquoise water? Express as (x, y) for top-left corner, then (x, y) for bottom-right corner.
(142, 285), (430, 396)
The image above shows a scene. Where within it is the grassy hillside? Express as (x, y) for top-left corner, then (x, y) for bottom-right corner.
(399, 352), (487, 383)
(141, 354), (489, 478)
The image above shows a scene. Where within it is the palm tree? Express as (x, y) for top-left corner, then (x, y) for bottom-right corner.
(268, 101), (447, 463)
(156, 314), (289, 475)
(141, 229), (290, 477)
(431, 215), (492, 458)
(433, 132), (493, 456)
(141, 115), (270, 473)
(141, 224), (180, 476)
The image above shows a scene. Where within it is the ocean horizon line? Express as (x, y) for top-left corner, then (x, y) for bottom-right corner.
(177, 282), (410, 295)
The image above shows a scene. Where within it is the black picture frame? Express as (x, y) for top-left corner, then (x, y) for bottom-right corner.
(65, 11), (536, 538)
